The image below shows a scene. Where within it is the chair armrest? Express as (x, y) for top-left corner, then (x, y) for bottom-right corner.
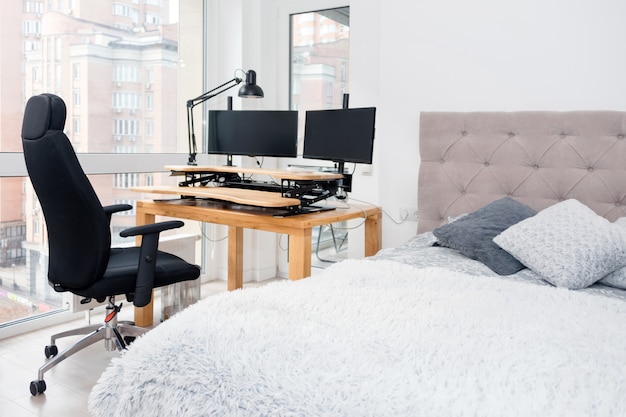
(103, 204), (133, 224)
(119, 220), (185, 307)
(119, 220), (184, 238)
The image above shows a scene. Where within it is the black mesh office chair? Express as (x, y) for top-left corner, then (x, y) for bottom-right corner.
(22, 93), (201, 396)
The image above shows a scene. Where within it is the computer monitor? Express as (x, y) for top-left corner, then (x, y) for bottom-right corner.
(207, 110), (298, 159)
(302, 107), (376, 171)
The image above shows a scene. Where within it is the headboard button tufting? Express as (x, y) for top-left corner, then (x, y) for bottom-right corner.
(417, 111), (626, 233)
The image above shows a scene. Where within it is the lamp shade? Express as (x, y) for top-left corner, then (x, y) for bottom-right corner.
(238, 70), (264, 98)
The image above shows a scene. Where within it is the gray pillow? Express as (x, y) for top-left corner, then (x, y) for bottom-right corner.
(432, 197), (537, 275)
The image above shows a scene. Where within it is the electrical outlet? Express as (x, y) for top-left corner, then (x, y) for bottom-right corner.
(399, 206), (419, 222)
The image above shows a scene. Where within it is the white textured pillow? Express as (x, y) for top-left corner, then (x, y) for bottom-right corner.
(598, 217), (626, 289)
(493, 199), (626, 289)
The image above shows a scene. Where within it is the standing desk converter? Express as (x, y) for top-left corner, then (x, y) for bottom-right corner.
(131, 165), (382, 326)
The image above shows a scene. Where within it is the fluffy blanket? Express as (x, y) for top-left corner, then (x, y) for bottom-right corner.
(89, 259), (626, 417)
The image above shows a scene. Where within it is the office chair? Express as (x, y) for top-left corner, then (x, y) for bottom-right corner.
(22, 93), (201, 396)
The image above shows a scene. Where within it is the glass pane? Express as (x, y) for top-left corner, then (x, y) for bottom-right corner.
(290, 7), (350, 112)
(290, 7), (350, 268)
(1, 1), (187, 328)
(0, 178), (57, 323)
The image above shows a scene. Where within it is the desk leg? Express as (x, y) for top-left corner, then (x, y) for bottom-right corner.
(228, 226), (243, 291)
(364, 211), (382, 256)
(288, 228), (312, 280)
(134, 211), (155, 327)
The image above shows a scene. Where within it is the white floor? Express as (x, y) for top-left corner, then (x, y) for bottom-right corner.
(0, 279), (277, 417)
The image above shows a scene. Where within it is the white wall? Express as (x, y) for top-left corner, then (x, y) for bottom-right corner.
(214, 0), (626, 253)
(368, 0), (626, 248)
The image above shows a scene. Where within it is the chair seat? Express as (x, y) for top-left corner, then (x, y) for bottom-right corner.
(68, 247), (200, 301)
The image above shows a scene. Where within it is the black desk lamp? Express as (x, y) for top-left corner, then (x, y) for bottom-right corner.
(186, 69), (264, 165)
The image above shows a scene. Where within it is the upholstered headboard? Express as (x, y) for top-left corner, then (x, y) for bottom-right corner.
(417, 111), (626, 233)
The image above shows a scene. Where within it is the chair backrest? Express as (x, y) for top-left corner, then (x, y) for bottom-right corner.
(22, 94), (111, 290)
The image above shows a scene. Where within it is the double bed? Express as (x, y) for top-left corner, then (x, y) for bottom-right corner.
(89, 111), (626, 417)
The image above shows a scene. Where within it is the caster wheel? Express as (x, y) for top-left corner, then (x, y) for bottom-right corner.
(30, 380), (46, 396)
(44, 345), (58, 358)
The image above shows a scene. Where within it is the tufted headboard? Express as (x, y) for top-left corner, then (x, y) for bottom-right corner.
(417, 111), (626, 233)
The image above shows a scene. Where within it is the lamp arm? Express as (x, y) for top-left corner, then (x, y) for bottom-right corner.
(187, 77), (242, 108)
(186, 77), (243, 165)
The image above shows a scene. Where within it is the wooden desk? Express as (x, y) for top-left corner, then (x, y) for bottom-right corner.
(132, 197), (382, 326)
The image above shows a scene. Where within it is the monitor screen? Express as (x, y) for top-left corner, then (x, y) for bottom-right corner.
(303, 107), (376, 165)
(207, 110), (298, 158)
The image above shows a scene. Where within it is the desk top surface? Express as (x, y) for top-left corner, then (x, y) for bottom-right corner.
(166, 165), (344, 181)
(135, 198), (381, 228)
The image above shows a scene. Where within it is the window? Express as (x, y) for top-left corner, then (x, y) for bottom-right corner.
(114, 173), (139, 189)
(113, 65), (140, 83)
(114, 119), (139, 136)
(0, 0), (190, 332)
(290, 7), (349, 112)
(145, 13), (161, 25)
(22, 20), (41, 36)
(113, 3), (132, 17)
(24, 2), (45, 13)
(55, 37), (62, 60)
(146, 93), (154, 110)
(145, 120), (154, 136)
(112, 92), (140, 109)
(72, 63), (81, 80)
(55, 64), (62, 87)
(290, 6), (350, 268)
(145, 67), (154, 84)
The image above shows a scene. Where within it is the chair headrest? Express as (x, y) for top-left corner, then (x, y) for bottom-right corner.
(21, 93), (67, 141)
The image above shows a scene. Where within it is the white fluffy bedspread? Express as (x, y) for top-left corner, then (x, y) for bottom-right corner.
(89, 259), (626, 417)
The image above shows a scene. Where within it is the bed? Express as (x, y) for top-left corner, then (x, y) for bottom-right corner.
(89, 111), (626, 417)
